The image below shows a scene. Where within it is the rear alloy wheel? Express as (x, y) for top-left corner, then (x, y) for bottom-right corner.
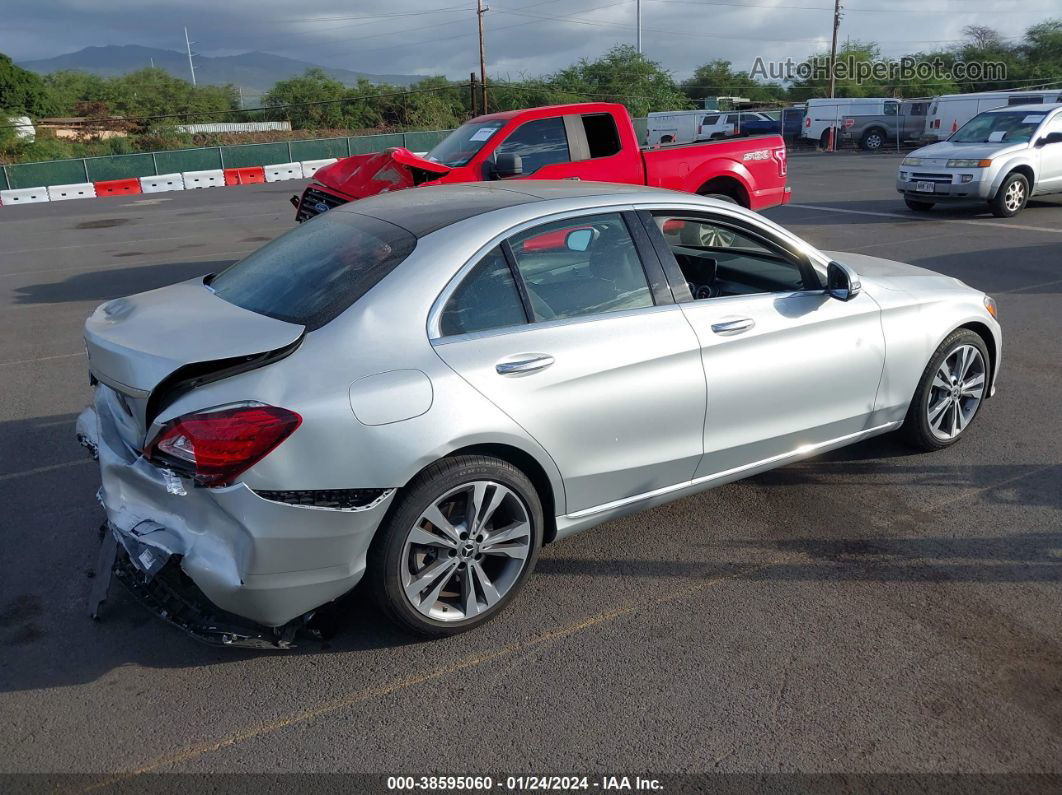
(860, 129), (885, 151)
(905, 197), (935, 212)
(902, 329), (989, 451)
(990, 173), (1029, 218)
(368, 455), (542, 636)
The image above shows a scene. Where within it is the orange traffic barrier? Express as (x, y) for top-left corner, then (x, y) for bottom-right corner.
(94, 178), (142, 196)
(224, 167), (266, 186)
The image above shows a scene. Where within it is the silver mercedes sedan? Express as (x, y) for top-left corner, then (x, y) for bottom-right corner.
(76, 182), (1001, 646)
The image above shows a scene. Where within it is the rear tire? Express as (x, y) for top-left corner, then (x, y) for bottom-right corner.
(901, 329), (989, 452)
(367, 455), (543, 637)
(905, 197), (935, 212)
(989, 172), (1029, 218)
(860, 128), (886, 151)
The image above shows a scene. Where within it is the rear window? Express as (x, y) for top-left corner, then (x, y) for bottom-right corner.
(209, 211), (416, 330)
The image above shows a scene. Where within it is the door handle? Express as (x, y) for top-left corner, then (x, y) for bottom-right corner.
(496, 354), (555, 375)
(711, 317), (755, 335)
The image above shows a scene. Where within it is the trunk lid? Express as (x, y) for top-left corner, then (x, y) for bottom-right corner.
(313, 147), (452, 200)
(85, 277), (305, 438)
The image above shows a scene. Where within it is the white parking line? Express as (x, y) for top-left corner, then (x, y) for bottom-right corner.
(0, 459), (93, 482)
(786, 203), (1062, 234)
(0, 352), (85, 368)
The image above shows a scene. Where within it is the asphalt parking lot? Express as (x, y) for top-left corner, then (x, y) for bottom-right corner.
(1, 153), (1060, 782)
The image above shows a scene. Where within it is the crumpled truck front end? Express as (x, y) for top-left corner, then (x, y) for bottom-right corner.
(78, 383), (394, 647)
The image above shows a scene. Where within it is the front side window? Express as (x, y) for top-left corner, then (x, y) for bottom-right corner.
(654, 215), (808, 299)
(209, 212), (415, 330)
(952, 110), (1047, 144)
(440, 246), (527, 337)
(508, 213), (654, 321)
(496, 118), (570, 175)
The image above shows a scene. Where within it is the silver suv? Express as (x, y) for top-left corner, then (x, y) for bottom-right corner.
(897, 102), (1062, 217)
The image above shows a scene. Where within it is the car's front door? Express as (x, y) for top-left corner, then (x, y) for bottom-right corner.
(431, 210), (706, 515)
(641, 210), (886, 479)
(1033, 113), (1062, 194)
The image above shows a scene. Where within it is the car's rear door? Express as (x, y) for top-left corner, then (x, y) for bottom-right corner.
(638, 208), (886, 479)
(430, 209), (705, 515)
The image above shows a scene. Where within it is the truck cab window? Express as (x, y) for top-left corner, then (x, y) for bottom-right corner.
(496, 118), (571, 175)
(581, 113), (622, 158)
(884, 102), (898, 116)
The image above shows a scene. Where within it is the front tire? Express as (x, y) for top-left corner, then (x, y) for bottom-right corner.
(367, 455), (543, 637)
(905, 197), (935, 212)
(990, 172), (1029, 217)
(901, 329), (989, 452)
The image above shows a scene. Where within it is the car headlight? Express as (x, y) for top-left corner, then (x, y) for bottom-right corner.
(947, 159), (992, 167)
(984, 295), (998, 319)
(902, 157), (922, 166)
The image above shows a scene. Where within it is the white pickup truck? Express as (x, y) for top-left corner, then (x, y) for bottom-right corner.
(897, 102), (1062, 217)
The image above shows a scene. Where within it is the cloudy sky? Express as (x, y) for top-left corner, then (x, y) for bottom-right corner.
(1, 0), (1054, 80)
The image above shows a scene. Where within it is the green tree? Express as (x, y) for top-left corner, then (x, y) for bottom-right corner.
(263, 68), (353, 129)
(682, 60), (785, 104)
(0, 53), (59, 115)
(546, 45), (691, 117)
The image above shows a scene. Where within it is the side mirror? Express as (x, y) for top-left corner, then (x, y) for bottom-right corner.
(827, 261), (861, 301)
(494, 153), (523, 178)
(1036, 131), (1062, 147)
(565, 228), (593, 251)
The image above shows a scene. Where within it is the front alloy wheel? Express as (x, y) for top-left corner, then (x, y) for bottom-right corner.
(990, 173), (1029, 218)
(902, 329), (990, 451)
(368, 455), (543, 636)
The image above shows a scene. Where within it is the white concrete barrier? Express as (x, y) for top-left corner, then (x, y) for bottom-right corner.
(264, 162), (305, 182)
(300, 158), (337, 178)
(1, 186), (50, 205)
(140, 173), (185, 193)
(182, 169), (225, 189)
(48, 182), (96, 201)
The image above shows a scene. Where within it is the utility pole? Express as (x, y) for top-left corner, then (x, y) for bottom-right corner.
(826, 0), (842, 150)
(184, 26), (197, 86)
(470, 72), (479, 116)
(636, 0), (642, 53)
(477, 0), (488, 113)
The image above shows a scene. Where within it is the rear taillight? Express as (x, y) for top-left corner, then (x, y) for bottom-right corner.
(774, 147), (787, 177)
(805, 117), (811, 127)
(145, 404), (302, 487)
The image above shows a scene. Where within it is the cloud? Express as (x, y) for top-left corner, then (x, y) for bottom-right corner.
(1, 0), (1051, 80)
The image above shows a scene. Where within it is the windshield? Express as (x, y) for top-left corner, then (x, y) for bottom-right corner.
(951, 110), (1047, 144)
(426, 120), (505, 167)
(209, 212), (416, 331)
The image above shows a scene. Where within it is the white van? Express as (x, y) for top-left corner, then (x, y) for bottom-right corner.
(646, 110), (774, 145)
(925, 90), (1062, 141)
(801, 98), (900, 146)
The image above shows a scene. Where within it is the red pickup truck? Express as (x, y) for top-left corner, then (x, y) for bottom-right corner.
(293, 102), (789, 221)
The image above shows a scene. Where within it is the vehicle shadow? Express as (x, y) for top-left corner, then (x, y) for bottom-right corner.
(12, 260), (235, 306)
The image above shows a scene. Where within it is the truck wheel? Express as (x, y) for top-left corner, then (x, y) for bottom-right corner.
(860, 128), (886, 151)
(905, 197), (935, 212)
(819, 129), (833, 150)
(989, 173), (1029, 218)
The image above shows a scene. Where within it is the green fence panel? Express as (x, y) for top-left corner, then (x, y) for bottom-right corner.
(154, 148), (223, 174)
(402, 130), (451, 153)
(0, 167), (9, 191)
(289, 137), (349, 161)
(220, 142), (290, 168)
(7, 159), (87, 189)
(347, 133), (404, 155)
(85, 153), (158, 182)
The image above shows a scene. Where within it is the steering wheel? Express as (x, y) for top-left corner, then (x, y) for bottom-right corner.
(687, 282), (716, 300)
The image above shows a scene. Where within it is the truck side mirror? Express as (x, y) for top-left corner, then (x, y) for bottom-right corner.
(1036, 132), (1062, 147)
(494, 153), (523, 178)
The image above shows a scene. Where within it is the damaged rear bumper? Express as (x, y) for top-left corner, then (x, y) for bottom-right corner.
(77, 399), (396, 637)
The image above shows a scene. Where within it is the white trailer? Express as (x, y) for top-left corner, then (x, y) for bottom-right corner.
(925, 90), (1062, 141)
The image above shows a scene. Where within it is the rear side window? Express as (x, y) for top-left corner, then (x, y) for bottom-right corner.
(209, 212), (415, 330)
(440, 247), (527, 336)
(581, 113), (621, 158)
